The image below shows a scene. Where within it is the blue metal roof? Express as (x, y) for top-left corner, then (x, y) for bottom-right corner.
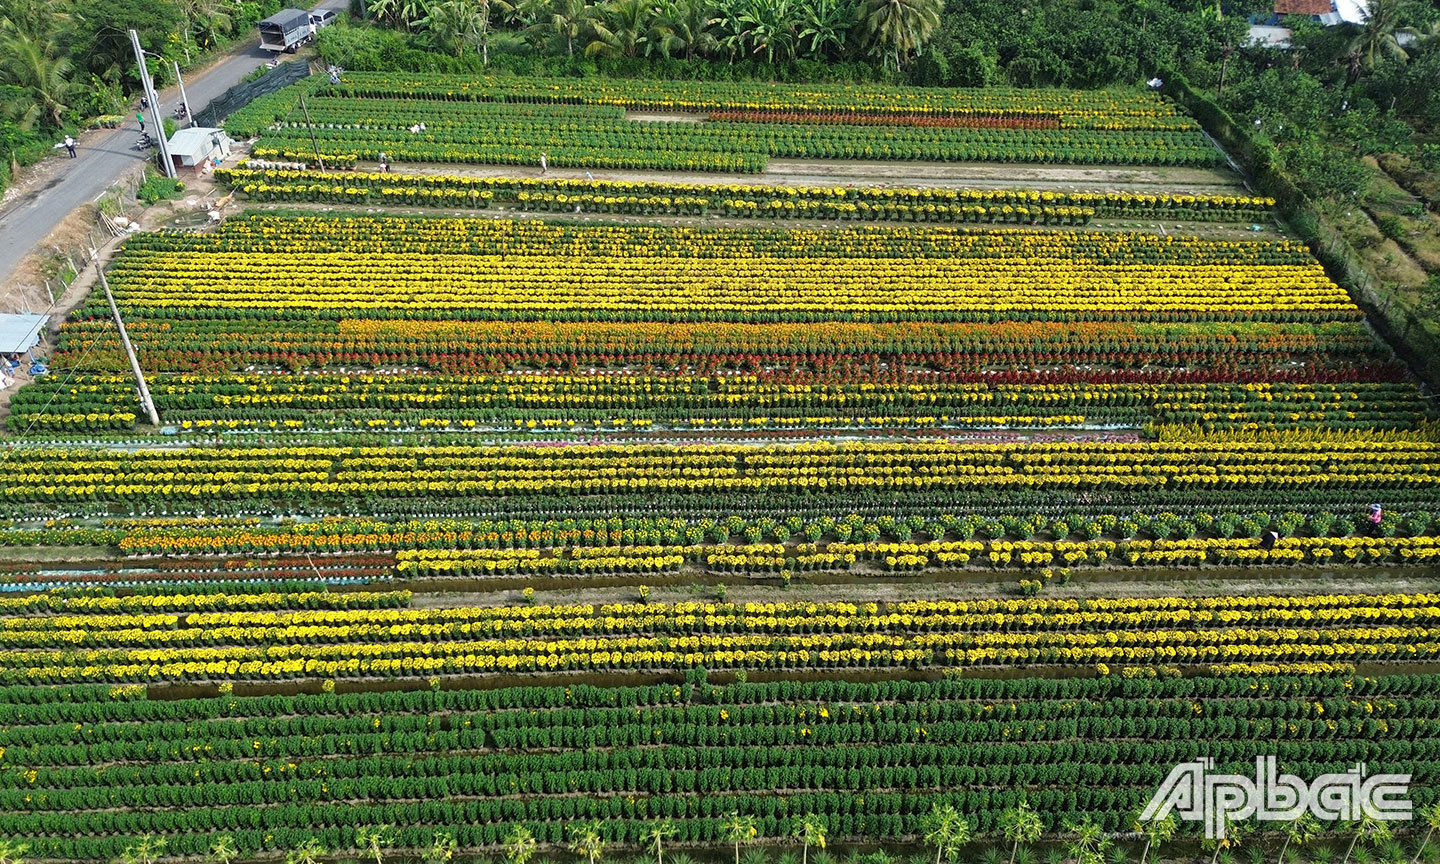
(0, 313), (49, 354)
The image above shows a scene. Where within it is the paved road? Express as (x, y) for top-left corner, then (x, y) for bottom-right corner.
(0, 0), (344, 291)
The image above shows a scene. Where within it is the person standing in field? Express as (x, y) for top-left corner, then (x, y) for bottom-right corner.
(63, 135), (76, 158)
(540, 151), (547, 174)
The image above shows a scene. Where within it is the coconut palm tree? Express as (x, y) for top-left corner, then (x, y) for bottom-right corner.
(651, 0), (718, 59)
(584, 0), (653, 56)
(1001, 803), (1045, 864)
(722, 813), (759, 864)
(858, 0), (940, 71)
(528, 0), (596, 55)
(176, 0), (233, 54)
(417, 0), (483, 55)
(791, 815), (827, 864)
(0, 28), (72, 129)
(504, 825), (538, 864)
(1130, 813), (1175, 864)
(646, 821), (679, 864)
(1342, 0), (1418, 84)
(569, 822), (607, 864)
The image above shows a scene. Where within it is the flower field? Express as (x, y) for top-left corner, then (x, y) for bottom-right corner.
(4, 669), (1436, 860)
(227, 74), (1220, 171)
(5, 71), (1440, 864)
(20, 213), (1429, 443)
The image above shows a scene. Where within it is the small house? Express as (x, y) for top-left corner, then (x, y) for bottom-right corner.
(167, 127), (233, 174)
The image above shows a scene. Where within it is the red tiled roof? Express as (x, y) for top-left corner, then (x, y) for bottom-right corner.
(1275, 0), (1333, 15)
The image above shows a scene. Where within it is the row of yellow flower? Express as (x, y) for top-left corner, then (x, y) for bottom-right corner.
(4, 630), (1433, 682)
(8, 438), (1439, 501)
(110, 250), (1351, 317)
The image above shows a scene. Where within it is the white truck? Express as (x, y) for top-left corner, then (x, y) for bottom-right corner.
(258, 9), (314, 52)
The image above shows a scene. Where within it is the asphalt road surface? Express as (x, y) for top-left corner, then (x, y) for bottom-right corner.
(0, 0), (345, 291)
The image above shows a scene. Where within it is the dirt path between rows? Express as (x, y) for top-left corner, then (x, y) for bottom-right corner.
(383, 158), (1250, 197)
(406, 570), (1440, 610)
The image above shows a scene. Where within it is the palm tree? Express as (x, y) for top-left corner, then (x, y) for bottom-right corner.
(923, 804), (972, 864)
(1130, 814), (1175, 864)
(584, 0), (653, 56)
(1342, 0), (1417, 84)
(285, 839), (326, 864)
(722, 813), (759, 864)
(0, 29), (72, 129)
(1278, 815), (1321, 864)
(417, 0), (482, 55)
(0, 839), (29, 864)
(476, 0), (514, 64)
(1000, 803), (1045, 864)
(646, 821), (679, 864)
(176, 0), (234, 54)
(505, 824), (539, 864)
(651, 0), (719, 59)
(424, 832), (458, 864)
(1412, 803), (1440, 864)
(1344, 816), (1394, 864)
(858, 0), (941, 72)
(569, 822), (607, 864)
(792, 815), (827, 864)
(207, 836), (238, 864)
(356, 825), (394, 864)
(528, 0), (595, 55)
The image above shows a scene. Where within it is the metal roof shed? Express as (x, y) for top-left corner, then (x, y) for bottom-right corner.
(0, 313), (48, 354)
(167, 127), (233, 170)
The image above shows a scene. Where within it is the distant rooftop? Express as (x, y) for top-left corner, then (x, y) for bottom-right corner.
(1275, 0), (1334, 15)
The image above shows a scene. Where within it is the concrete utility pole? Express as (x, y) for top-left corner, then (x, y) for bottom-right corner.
(298, 93), (327, 170)
(128, 29), (176, 179)
(97, 265), (160, 426)
(173, 60), (192, 125)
